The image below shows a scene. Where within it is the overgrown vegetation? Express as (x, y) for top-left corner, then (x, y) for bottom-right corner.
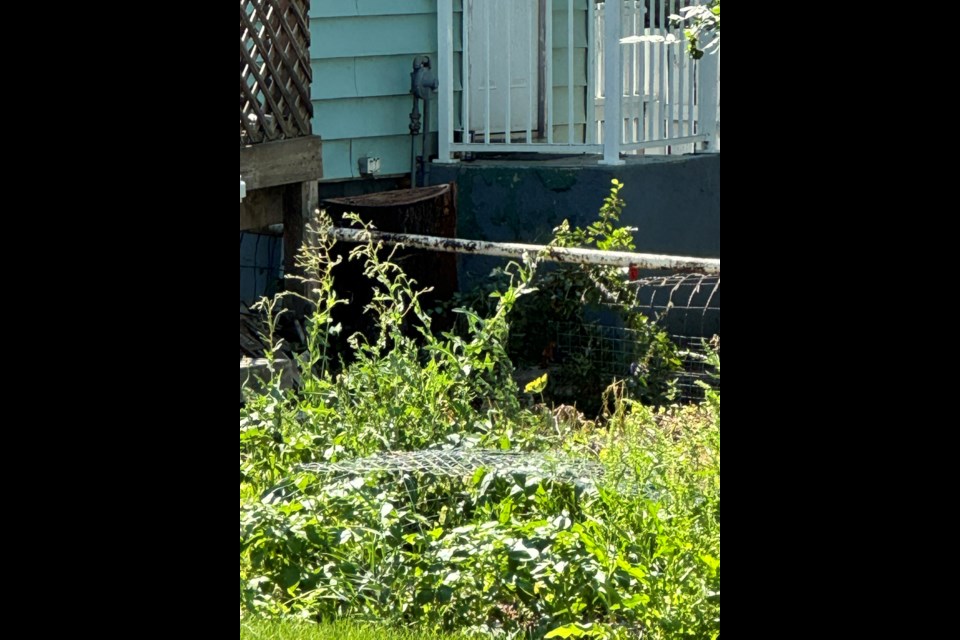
(451, 180), (683, 412)
(621, 1), (720, 60)
(240, 182), (720, 639)
(677, 0), (720, 59)
(241, 618), (463, 640)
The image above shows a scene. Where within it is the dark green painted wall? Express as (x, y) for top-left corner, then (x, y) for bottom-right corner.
(428, 154), (720, 289)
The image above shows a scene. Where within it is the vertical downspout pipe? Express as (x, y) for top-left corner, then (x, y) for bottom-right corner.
(409, 94), (421, 187)
(422, 92), (431, 186)
(411, 56), (439, 188)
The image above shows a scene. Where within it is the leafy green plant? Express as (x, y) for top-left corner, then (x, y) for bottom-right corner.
(242, 390), (720, 638)
(241, 196), (719, 640)
(283, 212), (347, 384)
(676, 1), (720, 59)
(620, 1), (720, 60)
(495, 180), (683, 411)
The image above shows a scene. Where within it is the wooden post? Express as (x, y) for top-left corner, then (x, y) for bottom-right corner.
(282, 180), (318, 314)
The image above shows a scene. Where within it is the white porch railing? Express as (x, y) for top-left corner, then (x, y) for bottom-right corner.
(436, 0), (719, 164)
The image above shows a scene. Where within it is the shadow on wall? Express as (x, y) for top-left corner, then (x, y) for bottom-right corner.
(240, 231), (284, 306)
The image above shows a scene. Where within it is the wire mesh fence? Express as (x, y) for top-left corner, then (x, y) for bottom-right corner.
(628, 273), (720, 338)
(300, 449), (605, 487)
(555, 274), (720, 403)
(672, 334), (720, 402)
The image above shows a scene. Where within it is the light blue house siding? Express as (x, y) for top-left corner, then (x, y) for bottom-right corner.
(310, 0), (587, 182)
(311, 0), (446, 181)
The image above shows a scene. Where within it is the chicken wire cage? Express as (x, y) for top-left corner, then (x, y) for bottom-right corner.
(555, 273), (720, 403)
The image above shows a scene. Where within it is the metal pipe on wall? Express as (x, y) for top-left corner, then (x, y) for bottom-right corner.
(409, 94), (421, 187)
(410, 56), (439, 187)
(422, 92), (431, 186)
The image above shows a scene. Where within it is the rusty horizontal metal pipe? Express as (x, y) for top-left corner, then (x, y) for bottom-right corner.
(327, 227), (720, 274)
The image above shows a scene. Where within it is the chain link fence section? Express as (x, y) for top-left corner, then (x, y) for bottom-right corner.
(554, 274), (720, 403)
(300, 449), (605, 486)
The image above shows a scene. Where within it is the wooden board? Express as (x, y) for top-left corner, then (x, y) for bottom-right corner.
(239, 186), (285, 231)
(240, 136), (323, 191)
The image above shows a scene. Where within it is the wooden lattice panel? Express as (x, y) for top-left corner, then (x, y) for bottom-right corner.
(240, 0), (312, 146)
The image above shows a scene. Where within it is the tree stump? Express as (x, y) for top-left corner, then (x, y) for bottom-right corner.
(323, 184), (458, 336)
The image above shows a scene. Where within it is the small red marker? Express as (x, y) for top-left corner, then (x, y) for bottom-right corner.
(628, 264), (639, 281)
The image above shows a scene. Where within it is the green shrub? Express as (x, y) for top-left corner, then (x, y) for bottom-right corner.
(240, 195), (719, 640)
